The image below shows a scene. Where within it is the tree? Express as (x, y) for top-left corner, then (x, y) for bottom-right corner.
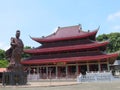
(97, 34), (108, 41)
(0, 49), (5, 60)
(97, 32), (120, 59)
(0, 60), (9, 68)
(22, 46), (31, 59)
(0, 46), (31, 67)
(0, 49), (9, 67)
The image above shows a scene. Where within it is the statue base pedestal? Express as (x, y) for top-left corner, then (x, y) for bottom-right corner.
(2, 71), (27, 85)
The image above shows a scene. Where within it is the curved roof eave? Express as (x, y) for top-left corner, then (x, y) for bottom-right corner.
(21, 53), (118, 65)
(24, 41), (109, 54)
(31, 29), (98, 43)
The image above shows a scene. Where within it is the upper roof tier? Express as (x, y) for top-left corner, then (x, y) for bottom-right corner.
(31, 24), (98, 43)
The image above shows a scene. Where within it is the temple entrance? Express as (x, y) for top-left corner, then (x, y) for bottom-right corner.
(68, 65), (76, 78)
(89, 64), (98, 71)
(30, 67), (37, 74)
(100, 64), (108, 71)
(58, 66), (66, 78)
(39, 67), (47, 79)
(79, 65), (87, 75)
(48, 66), (56, 79)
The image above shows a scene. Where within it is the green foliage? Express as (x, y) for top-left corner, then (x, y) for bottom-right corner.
(24, 46), (31, 49)
(97, 32), (120, 59)
(97, 34), (108, 41)
(0, 46), (31, 67)
(0, 49), (5, 60)
(0, 49), (8, 67)
(22, 46), (31, 59)
(0, 60), (9, 68)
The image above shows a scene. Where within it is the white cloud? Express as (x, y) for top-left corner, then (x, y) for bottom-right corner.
(0, 42), (9, 50)
(107, 11), (120, 21)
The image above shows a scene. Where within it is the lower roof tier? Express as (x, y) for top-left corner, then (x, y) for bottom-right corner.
(21, 53), (118, 65)
(27, 51), (105, 60)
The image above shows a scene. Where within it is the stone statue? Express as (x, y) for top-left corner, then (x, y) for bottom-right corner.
(3, 30), (27, 85)
(5, 30), (24, 71)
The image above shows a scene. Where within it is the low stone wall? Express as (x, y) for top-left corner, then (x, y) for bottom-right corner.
(77, 71), (113, 82)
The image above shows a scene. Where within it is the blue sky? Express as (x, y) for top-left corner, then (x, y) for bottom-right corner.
(0, 0), (120, 50)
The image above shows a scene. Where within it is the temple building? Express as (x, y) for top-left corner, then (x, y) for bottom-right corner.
(21, 24), (118, 79)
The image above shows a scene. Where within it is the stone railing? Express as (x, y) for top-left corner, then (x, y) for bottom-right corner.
(27, 74), (39, 81)
(77, 71), (113, 82)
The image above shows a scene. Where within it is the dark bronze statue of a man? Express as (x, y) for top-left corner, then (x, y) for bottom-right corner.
(6, 30), (24, 71)
(3, 30), (27, 85)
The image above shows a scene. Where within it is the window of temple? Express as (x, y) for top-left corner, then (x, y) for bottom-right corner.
(78, 65), (87, 75)
(89, 64), (99, 72)
(100, 64), (108, 71)
(68, 66), (76, 78)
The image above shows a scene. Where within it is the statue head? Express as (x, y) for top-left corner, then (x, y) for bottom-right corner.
(16, 30), (20, 39)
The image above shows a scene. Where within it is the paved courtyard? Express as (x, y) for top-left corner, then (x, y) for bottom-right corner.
(0, 80), (120, 90)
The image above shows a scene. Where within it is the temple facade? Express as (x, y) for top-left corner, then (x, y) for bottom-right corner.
(21, 24), (118, 79)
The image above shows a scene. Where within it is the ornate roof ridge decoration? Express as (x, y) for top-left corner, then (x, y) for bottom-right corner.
(30, 24), (99, 43)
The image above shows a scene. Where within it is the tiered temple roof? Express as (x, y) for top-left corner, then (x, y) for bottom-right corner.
(24, 41), (109, 54)
(22, 53), (118, 65)
(21, 24), (118, 65)
(31, 24), (98, 43)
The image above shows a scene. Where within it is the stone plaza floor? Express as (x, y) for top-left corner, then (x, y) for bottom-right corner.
(0, 79), (120, 90)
